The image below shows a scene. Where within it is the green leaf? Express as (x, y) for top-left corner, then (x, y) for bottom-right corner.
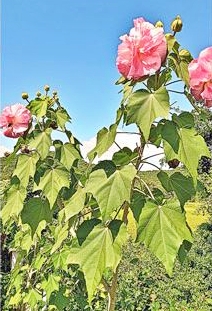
(126, 87), (170, 141)
(169, 172), (196, 206)
(67, 224), (124, 302)
(29, 128), (52, 160)
(55, 108), (71, 130)
(34, 164), (69, 208)
(87, 124), (117, 160)
(27, 98), (48, 118)
(41, 274), (60, 300)
(172, 112), (194, 128)
(161, 121), (180, 153)
(51, 222), (69, 254)
(168, 53), (190, 87)
(164, 128), (210, 181)
(1, 184), (27, 225)
(63, 187), (86, 221)
(137, 199), (192, 275)
(112, 147), (138, 166)
(49, 287), (69, 310)
(51, 249), (70, 271)
(157, 171), (172, 192)
(86, 165), (137, 220)
(13, 152), (39, 187)
(23, 288), (43, 308)
(21, 198), (53, 237)
(60, 142), (81, 170)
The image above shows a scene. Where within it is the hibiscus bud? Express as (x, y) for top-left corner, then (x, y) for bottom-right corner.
(22, 92), (29, 100)
(171, 15), (183, 33)
(168, 159), (180, 169)
(49, 121), (58, 129)
(21, 145), (30, 154)
(4, 151), (11, 157)
(44, 85), (50, 92)
(155, 20), (164, 28)
(36, 91), (42, 97)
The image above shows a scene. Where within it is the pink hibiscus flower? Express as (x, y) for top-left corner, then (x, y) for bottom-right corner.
(188, 47), (212, 108)
(116, 17), (167, 80)
(0, 104), (31, 138)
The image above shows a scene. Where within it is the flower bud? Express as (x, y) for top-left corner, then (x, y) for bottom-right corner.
(22, 92), (29, 100)
(44, 85), (50, 92)
(4, 151), (11, 157)
(36, 91), (42, 97)
(155, 20), (164, 28)
(168, 159), (180, 169)
(52, 91), (58, 96)
(171, 15), (183, 33)
(21, 145), (30, 154)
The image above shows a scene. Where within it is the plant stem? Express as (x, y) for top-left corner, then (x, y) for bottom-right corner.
(107, 266), (119, 311)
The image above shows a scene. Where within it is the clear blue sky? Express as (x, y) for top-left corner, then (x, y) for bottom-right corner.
(1, 0), (212, 148)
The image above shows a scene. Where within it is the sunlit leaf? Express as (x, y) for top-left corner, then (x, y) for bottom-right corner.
(87, 124), (117, 160)
(34, 163), (69, 208)
(67, 223), (126, 302)
(126, 87), (170, 141)
(60, 142), (81, 170)
(41, 274), (61, 300)
(1, 184), (27, 225)
(137, 199), (192, 275)
(13, 152), (39, 187)
(86, 165), (137, 220)
(29, 128), (52, 160)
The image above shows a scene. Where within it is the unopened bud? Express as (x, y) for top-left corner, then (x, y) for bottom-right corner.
(36, 91), (42, 97)
(179, 49), (192, 60)
(155, 20), (164, 28)
(22, 92), (29, 100)
(44, 85), (50, 92)
(4, 151), (11, 157)
(171, 15), (183, 33)
(168, 159), (180, 169)
(52, 91), (58, 96)
(21, 145), (30, 154)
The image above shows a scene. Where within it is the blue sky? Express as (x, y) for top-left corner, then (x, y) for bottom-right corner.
(1, 0), (212, 149)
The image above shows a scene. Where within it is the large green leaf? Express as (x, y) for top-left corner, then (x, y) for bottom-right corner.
(63, 187), (86, 221)
(34, 164), (69, 208)
(86, 165), (137, 220)
(29, 129), (52, 160)
(137, 199), (192, 275)
(1, 184), (27, 225)
(21, 198), (53, 237)
(67, 223), (125, 302)
(60, 142), (81, 170)
(126, 87), (170, 141)
(164, 128), (210, 181)
(87, 124), (117, 160)
(27, 98), (48, 118)
(13, 152), (39, 187)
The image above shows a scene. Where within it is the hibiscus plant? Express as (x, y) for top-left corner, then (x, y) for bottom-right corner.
(0, 16), (211, 311)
